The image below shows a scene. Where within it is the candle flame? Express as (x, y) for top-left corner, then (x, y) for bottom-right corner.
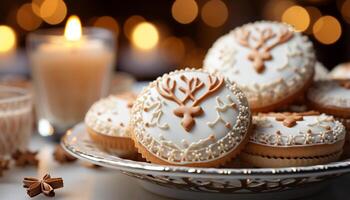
(64, 15), (82, 41)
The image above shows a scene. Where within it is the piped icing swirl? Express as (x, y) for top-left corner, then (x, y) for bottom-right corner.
(203, 21), (315, 109)
(85, 93), (136, 137)
(250, 113), (345, 147)
(131, 68), (251, 164)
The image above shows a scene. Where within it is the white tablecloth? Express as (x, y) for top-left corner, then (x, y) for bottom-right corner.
(0, 135), (170, 200)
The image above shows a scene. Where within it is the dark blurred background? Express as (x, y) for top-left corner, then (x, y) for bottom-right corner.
(0, 0), (349, 80)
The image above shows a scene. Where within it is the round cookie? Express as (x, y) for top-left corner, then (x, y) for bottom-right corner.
(131, 68), (252, 167)
(330, 62), (350, 79)
(277, 62), (327, 113)
(307, 79), (350, 157)
(241, 112), (346, 168)
(307, 80), (350, 119)
(85, 92), (137, 157)
(203, 21), (315, 112)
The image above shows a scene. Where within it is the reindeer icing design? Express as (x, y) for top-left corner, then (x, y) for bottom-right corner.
(156, 74), (224, 132)
(234, 27), (294, 73)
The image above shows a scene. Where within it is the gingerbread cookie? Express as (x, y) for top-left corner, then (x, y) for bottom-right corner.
(330, 62), (350, 79)
(204, 21), (315, 112)
(240, 112), (345, 167)
(307, 79), (350, 157)
(307, 80), (350, 118)
(131, 68), (252, 167)
(85, 92), (137, 157)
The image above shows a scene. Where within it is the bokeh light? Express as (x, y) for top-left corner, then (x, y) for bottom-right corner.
(282, 5), (310, 32)
(182, 48), (206, 68)
(171, 0), (198, 24)
(313, 16), (342, 45)
(16, 3), (42, 31)
(132, 22), (159, 50)
(201, 0), (228, 27)
(0, 26), (16, 53)
(93, 16), (119, 36)
(341, 0), (350, 24)
(40, 0), (67, 25)
(161, 36), (185, 62)
(31, 0), (45, 17)
(263, 0), (296, 21)
(124, 15), (145, 40)
(304, 6), (322, 34)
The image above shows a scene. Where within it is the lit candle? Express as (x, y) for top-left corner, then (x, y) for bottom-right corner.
(28, 15), (115, 137)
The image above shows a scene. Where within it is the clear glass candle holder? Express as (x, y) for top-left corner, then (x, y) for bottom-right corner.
(0, 86), (32, 156)
(27, 28), (116, 139)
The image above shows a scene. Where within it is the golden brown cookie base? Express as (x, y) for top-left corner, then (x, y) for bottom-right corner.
(244, 140), (345, 158)
(240, 151), (342, 168)
(342, 142), (350, 159)
(251, 70), (314, 113)
(87, 127), (137, 158)
(132, 123), (252, 168)
(338, 118), (350, 158)
(307, 101), (350, 119)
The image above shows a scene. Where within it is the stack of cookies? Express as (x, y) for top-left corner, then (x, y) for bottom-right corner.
(84, 21), (349, 168)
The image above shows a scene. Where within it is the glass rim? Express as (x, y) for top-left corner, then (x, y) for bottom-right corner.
(0, 85), (32, 104)
(27, 27), (114, 41)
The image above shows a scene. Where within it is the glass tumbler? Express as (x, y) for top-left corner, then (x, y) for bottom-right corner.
(27, 28), (116, 139)
(0, 86), (32, 156)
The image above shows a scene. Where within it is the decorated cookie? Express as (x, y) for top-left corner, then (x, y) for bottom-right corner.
(330, 62), (350, 79)
(131, 68), (251, 167)
(307, 80), (350, 119)
(85, 92), (137, 157)
(276, 62), (327, 113)
(307, 80), (350, 157)
(241, 112), (346, 167)
(204, 21), (315, 112)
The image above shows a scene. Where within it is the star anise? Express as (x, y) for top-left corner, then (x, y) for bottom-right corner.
(53, 145), (77, 164)
(0, 159), (10, 176)
(23, 174), (64, 198)
(12, 150), (39, 167)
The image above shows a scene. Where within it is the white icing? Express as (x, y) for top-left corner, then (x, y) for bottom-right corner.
(85, 95), (133, 137)
(307, 80), (350, 108)
(207, 95), (236, 128)
(203, 21), (315, 109)
(250, 114), (346, 147)
(314, 61), (329, 80)
(330, 62), (350, 79)
(336, 117), (350, 128)
(143, 96), (169, 130)
(131, 69), (251, 164)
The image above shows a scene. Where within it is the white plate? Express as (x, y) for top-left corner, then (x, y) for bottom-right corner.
(62, 123), (350, 200)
